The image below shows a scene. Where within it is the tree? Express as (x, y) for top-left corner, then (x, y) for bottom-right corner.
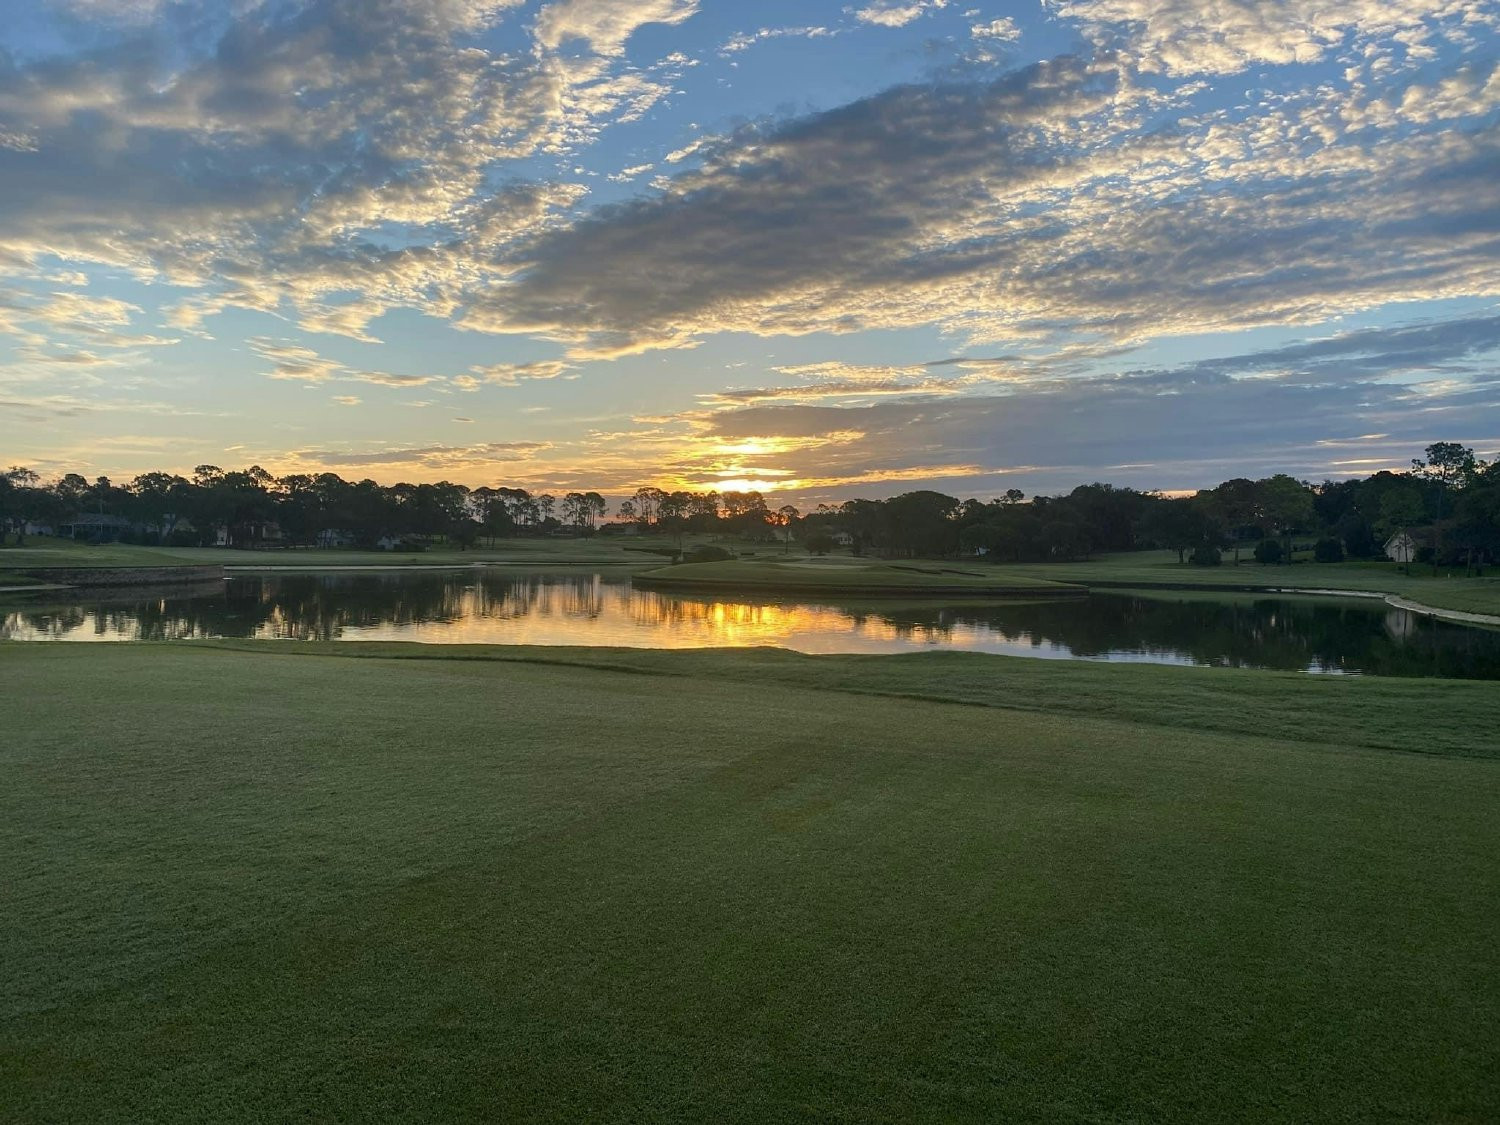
(883, 491), (961, 556)
(1139, 496), (1217, 563)
(772, 504), (799, 552)
(1378, 487), (1425, 573)
(584, 491), (607, 531)
(128, 472), (191, 543)
(1206, 478), (1260, 562)
(1253, 538), (1284, 565)
(1378, 487), (1425, 539)
(535, 494), (557, 526)
(1256, 475), (1315, 556)
(1, 467), (43, 545)
(1313, 538), (1345, 563)
(630, 486), (665, 527)
(1454, 475), (1500, 573)
(1412, 442), (1480, 573)
(804, 530), (836, 556)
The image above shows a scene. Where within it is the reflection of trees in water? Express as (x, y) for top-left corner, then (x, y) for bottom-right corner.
(6, 574), (1500, 679)
(897, 595), (1500, 677)
(3, 582), (232, 641)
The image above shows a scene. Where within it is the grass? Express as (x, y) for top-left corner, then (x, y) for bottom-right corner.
(0, 535), (656, 571)
(3, 641), (1497, 1121)
(985, 549), (1500, 617)
(635, 557), (1079, 596)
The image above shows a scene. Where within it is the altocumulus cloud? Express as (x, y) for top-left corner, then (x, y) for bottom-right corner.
(0, 0), (689, 341)
(5, 0), (1498, 365)
(3, 0), (1500, 492)
(470, 34), (1500, 358)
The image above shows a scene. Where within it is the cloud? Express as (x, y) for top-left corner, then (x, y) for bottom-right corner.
(0, 0), (625, 343)
(461, 45), (1500, 360)
(698, 359), (975, 405)
(1051, 0), (1494, 76)
(720, 26), (835, 55)
(469, 359), (575, 385)
(249, 337), (443, 386)
(249, 339), (346, 383)
(850, 1), (947, 30)
(288, 440), (552, 469)
(1140, 314), (1500, 383)
(672, 310), (1500, 498)
(690, 370), (1498, 499)
(533, 0), (699, 56)
(0, 288), (180, 354)
(971, 18), (1021, 41)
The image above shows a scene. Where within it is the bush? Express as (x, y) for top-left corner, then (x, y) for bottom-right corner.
(1313, 537), (1345, 563)
(1190, 545), (1222, 567)
(683, 545), (734, 564)
(1254, 539), (1284, 565)
(803, 532), (837, 556)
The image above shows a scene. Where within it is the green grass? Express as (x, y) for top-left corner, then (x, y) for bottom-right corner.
(986, 550), (1500, 617)
(636, 557), (1078, 595)
(3, 642), (1497, 1121)
(0, 535), (656, 571)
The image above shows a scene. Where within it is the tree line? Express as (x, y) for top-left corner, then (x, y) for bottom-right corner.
(2, 442), (1496, 569)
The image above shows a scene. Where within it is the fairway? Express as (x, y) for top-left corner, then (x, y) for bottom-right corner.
(634, 557), (1081, 596)
(3, 644), (1497, 1122)
(988, 550), (1500, 618)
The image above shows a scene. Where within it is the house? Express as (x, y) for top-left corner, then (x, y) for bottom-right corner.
(57, 513), (136, 542)
(214, 521), (285, 547)
(831, 530), (854, 547)
(1384, 532), (1418, 563)
(317, 528), (356, 548)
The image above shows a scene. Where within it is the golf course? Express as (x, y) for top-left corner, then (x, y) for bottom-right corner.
(7, 0), (1500, 1115)
(631, 557), (1084, 597)
(3, 637), (1499, 1122)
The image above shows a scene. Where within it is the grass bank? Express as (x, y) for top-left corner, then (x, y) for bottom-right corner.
(635, 557), (1082, 597)
(986, 549), (1500, 617)
(0, 534), (654, 571)
(3, 642), (1497, 1121)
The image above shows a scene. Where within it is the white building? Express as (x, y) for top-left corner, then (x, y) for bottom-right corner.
(1384, 532), (1417, 563)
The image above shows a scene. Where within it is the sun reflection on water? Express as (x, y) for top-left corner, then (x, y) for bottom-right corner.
(5, 571), (1498, 678)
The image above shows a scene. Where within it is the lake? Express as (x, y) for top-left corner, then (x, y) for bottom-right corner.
(4, 568), (1498, 678)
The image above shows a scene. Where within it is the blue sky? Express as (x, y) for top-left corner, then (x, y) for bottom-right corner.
(3, 0), (1499, 503)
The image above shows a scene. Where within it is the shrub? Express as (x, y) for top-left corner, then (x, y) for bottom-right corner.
(1313, 537), (1345, 563)
(683, 545), (733, 564)
(1254, 539), (1284, 565)
(1190, 545), (1222, 567)
(803, 532), (837, 556)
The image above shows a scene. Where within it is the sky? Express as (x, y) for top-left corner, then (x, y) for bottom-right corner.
(2, 0), (1500, 505)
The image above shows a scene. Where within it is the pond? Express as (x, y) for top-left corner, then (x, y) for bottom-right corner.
(4, 568), (1499, 678)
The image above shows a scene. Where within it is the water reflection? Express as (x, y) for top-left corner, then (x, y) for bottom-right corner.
(4, 570), (1498, 679)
